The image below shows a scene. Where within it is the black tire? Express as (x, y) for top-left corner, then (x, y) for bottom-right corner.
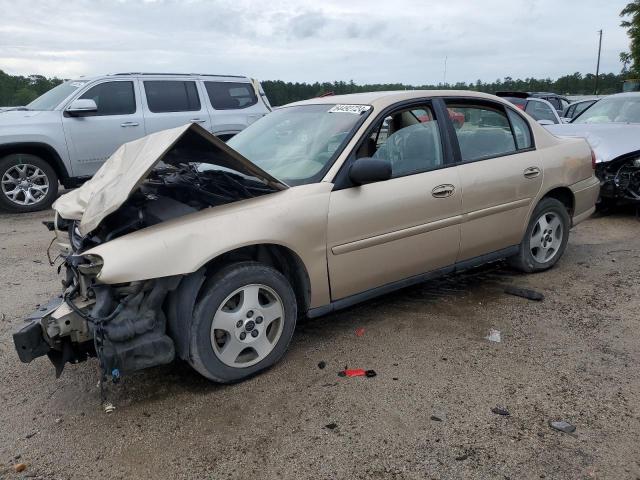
(188, 262), (297, 383)
(0, 154), (59, 213)
(509, 198), (571, 273)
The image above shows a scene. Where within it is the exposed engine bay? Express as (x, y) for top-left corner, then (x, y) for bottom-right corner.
(13, 124), (280, 383)
(66, 164), (276, 251)
(596, 154), (640, 204)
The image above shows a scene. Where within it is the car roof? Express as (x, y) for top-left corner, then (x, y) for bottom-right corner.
(285, 90), (509, 109)
(605, 92), (640, 98)
(69, 73), (251, 82)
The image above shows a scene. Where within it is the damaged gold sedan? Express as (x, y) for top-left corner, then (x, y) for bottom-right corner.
(14, 91), (600, 383)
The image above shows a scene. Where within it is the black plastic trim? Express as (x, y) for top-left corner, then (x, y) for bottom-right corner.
(307, 245), (519, 318)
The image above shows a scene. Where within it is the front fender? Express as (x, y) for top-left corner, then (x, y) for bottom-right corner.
(86, 183), (333, 307)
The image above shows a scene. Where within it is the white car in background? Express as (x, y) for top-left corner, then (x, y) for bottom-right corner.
(0, 73), (272, 213)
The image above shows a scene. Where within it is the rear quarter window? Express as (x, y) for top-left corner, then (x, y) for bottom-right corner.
(205, 81), (258, 110)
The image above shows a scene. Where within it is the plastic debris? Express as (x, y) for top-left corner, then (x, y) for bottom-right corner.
(338, 368), (377, 378)
(103, 403), (116, 414)
(14, 463), (27, 473)
(355, 327), (366, 337)
(485, 329), (501, 343)
(504, 286), (544, 302)
(549, 420), (576, 434)
(317, 361), (326, 370)
(325, 422), (338, 430)
(430, 414), (444, 422)
(491, 406), (510, 416)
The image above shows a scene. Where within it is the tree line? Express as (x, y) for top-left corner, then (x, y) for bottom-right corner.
(0, 69), (629, 108)
(262, 73), (625, 106)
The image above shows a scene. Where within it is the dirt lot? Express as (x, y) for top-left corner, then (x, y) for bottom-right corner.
(0, 209), (639, 480)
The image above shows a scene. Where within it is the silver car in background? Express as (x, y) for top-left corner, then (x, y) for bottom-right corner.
(0, 73), (272, 213)
(546, 92), (640, 206)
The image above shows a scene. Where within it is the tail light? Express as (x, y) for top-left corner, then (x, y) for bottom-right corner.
(590, 148), (596, 170)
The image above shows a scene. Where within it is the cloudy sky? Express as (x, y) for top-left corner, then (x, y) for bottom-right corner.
(0, 0), (631, 84)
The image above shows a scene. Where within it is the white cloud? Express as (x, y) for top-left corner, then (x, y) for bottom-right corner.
(0, 0), (631, 84)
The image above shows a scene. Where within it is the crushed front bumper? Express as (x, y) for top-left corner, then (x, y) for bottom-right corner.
(13, 297), (63, 363)
(13, 296), (95, 377)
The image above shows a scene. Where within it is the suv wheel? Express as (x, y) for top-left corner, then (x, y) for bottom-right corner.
(509, 198), (570, 273)
(0, 154), (59, 213)
(188, 262), (297, 383)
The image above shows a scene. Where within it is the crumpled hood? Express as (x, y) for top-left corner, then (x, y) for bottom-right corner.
(545, 122), (640, 163)
(53, 123), (287, 235)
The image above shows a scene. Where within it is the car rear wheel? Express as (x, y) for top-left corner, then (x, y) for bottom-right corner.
(0, 154), (58, 213)
(509, 198), (570, 273)
(188, 262), (297, 383)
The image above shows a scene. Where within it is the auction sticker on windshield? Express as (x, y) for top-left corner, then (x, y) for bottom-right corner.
(328, 104), (372, 114)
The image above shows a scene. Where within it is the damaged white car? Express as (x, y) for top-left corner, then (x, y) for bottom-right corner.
(13, 91), (599, 384)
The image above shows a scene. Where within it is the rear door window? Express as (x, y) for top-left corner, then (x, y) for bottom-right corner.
(205, 81), (258, 110)
(143, 81), (201, 113)
(445, 103), (517, 161)
(79, 81), (136, 116)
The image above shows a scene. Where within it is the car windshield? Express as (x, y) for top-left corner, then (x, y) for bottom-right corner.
(26, 80), (87, 110)
(572, 95), (640, 124)
(227, 104), (370, 185)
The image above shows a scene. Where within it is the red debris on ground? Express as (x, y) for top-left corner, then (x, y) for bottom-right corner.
(355, 327), (366, 337)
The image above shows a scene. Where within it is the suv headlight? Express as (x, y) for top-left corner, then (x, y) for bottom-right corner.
(632, 158), (640, 168)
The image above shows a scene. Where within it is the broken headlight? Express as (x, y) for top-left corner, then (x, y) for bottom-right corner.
(77, 254), (104, 276)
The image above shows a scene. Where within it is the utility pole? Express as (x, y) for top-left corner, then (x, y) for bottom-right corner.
(443, 56), (448, 86)
(594, 29), (603, 95)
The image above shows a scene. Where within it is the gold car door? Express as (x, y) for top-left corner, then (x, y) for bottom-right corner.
(326, 104), (463, 301)
(445, 101), (543, 261)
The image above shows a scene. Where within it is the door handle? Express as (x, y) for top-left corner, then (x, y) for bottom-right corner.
(524, 166), (541, 179)
(120, 121), (139, 127)
(190, 118), (207, 123)
(431, 184), (455, 198)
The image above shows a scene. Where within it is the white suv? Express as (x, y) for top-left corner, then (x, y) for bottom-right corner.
(0, 73), (272, 212)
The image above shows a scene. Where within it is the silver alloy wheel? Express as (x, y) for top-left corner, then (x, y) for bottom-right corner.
(210, 284), (285, 368)
(530, 211), (563, 263)
(1, 163), (50, 206)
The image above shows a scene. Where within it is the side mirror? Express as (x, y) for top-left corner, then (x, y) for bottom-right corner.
(349, 157), (392, 186)
(66, 99), (97, 116)
(536, 119), (555, 126)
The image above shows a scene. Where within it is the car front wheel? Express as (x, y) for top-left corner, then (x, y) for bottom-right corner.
(0, 154), (59, 213)
(509, 198), (570, 273)
(188, 262), (297, 383)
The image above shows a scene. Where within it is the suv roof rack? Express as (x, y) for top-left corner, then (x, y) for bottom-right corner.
(109, 72), (246, 78)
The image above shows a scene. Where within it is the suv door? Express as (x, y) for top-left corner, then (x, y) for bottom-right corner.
(202, 80), (266, 140)
(445, 100), (543, 261)
(141, 79), (211, 133)
(327, 102), (462, 300)
(62, 79), (143, 177)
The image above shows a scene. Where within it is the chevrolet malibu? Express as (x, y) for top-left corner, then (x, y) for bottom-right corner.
(14, 91), (600, 383)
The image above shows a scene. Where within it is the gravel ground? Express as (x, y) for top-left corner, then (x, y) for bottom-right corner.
(0, 209), (639, 480)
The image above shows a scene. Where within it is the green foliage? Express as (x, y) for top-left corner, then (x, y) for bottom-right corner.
(620, 0), (640, 77)
(0, 70), (63, 106)
(0, 69), (627, 108)
(262, 72), (626, 106)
